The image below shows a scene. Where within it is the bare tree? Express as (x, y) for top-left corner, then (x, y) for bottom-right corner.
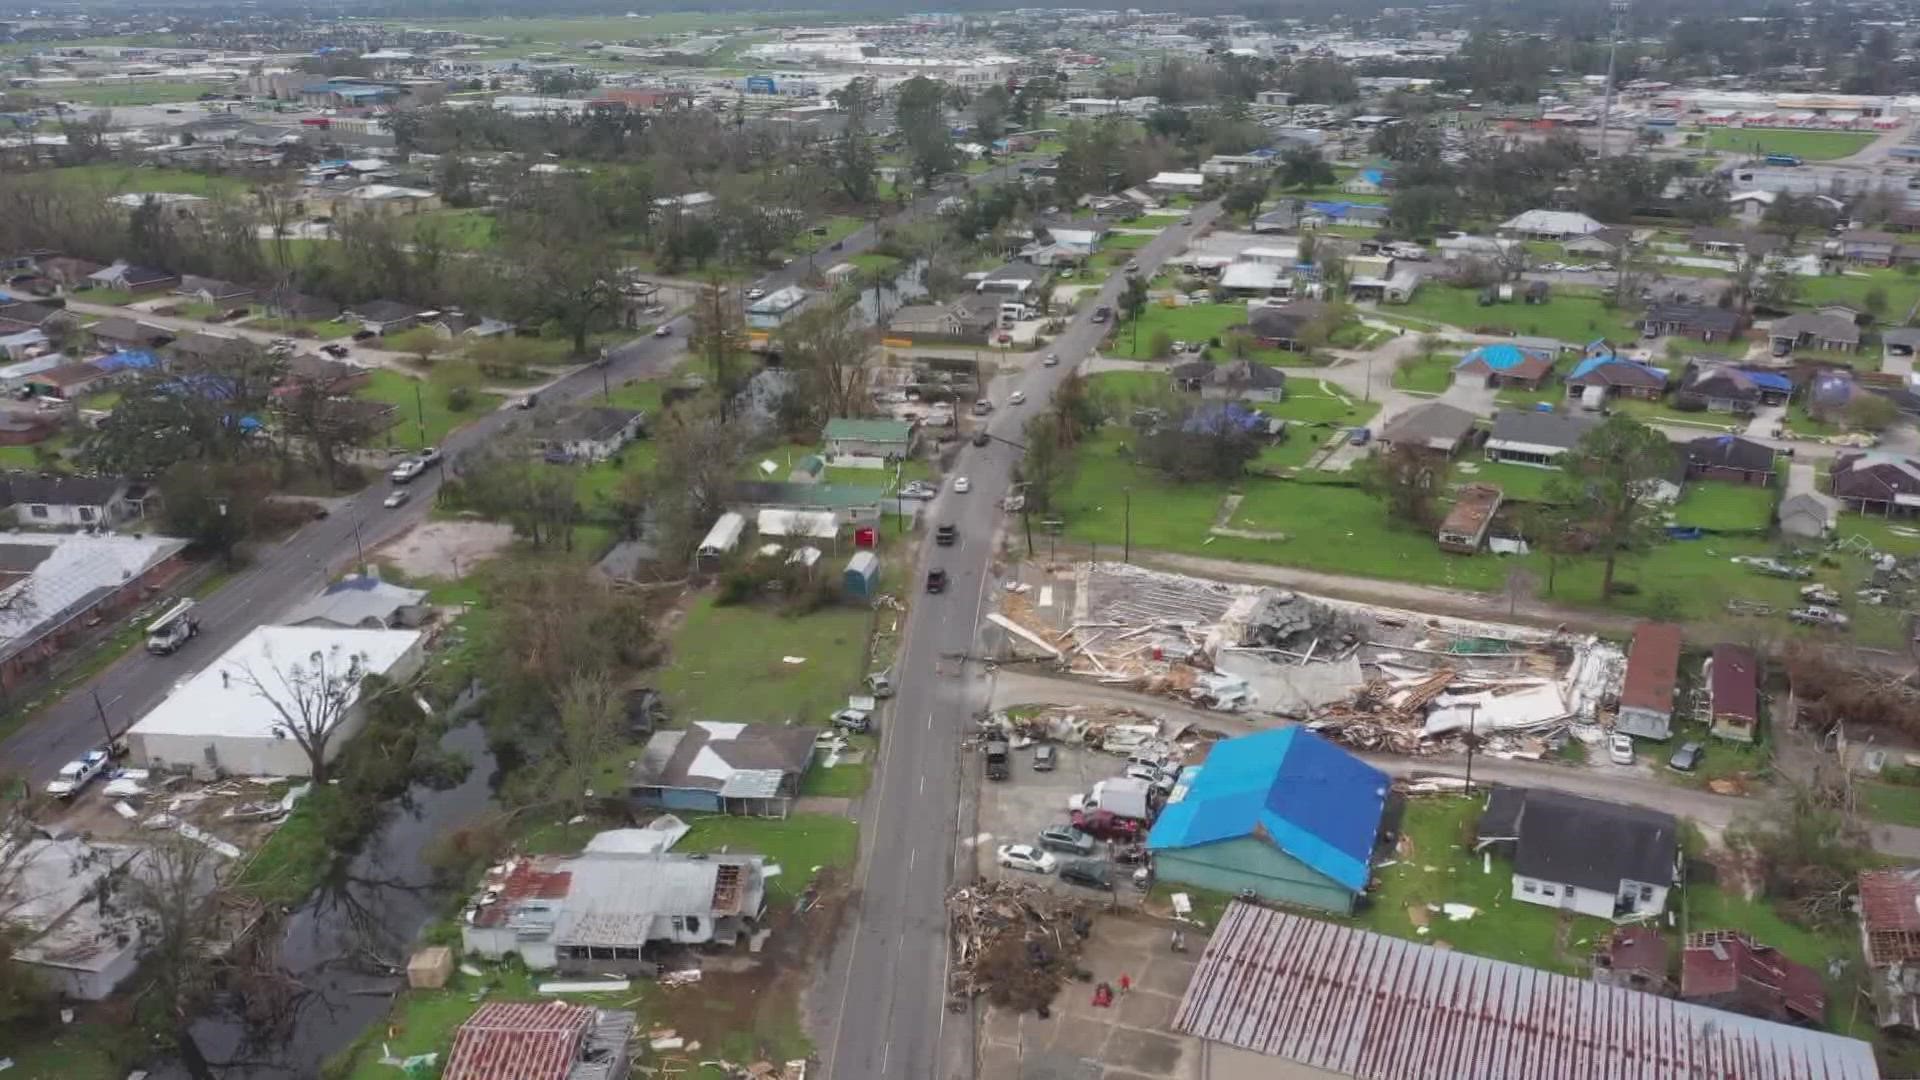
(554, 674), (622, 814)
(237, 646), (391, 784)
(127, 833), (224, 1079)
(780, 304), (872, 422)
(689, 279), (748, 422)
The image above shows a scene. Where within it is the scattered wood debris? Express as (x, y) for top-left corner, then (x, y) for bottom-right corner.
(947, 879), (1095, 1013)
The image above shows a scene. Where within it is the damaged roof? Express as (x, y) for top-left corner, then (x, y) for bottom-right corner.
(443, 1001), (593, 1080)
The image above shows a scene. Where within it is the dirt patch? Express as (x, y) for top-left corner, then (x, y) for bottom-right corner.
(376, 520), (515, 579)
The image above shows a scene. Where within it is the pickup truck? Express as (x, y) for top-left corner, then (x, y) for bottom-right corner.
(1789, 605), (1851, 629)
(985, 739), (1010, 780)
(45, 748), (111, 799)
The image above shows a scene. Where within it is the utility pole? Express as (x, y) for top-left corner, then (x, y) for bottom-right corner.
(1123, 487), (1132, 563)
(1598, 0), (1629, 160)
(414, 381), (426, 447)
(92, 689), (114, 744)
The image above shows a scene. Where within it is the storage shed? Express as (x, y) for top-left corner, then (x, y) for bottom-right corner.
(696, 511), (746, 571)
(843, 550), (879, 596)
(1708, 643), (1761, 743)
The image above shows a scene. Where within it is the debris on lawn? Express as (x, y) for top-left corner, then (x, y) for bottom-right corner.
(947, 879), (1094, 1013)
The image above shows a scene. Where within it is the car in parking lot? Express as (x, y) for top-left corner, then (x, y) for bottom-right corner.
(1032, 745), (1057, 771)
(1059, 860), (1114, 891)
(1071, 808), (1143, 840)
(1038, 824), (1094, 855)
(996, 844), (1057, 874)
(1668, 741), (1703, 773)
(1608, 734), (1634, 765)
(926, 568), (948, 593)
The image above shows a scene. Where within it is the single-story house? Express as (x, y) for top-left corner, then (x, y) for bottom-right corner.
(1674, 363), (1785, 414)
(261, 288), (341, 324)
(1859, 867), (1920, 1030)
(1436, 233), (1515, 262)
(0, 302), (72, 333)
(1779, 491), (1836, 539)
(887, 299), (995, 343)
(1341, 168), (1389, 195)
(1169, 359), (1214, 393)
(277, 353), (370, 396)
(1707, 643), (1761, 744)
(1302, 200), (1390, 229)
(442, 1002), (634, 1080)
(1771, 311), (1860, 355)
(1, 836), (150, 1000)
(346, 299), (426, 335)
(87, 316), (173, 352)
(1726, 190), (1778, 224)
(1454, 343), (1555, 390)
(1593, 925), (1673, 995)
(126, 625), (425, 777)
(629, 721), (817, 817)
(1147, 171), (1206, 195)
(1202, 359), (1287, 403)
(1476, 786), (1677, 920)
(533, 405), (645, 464)
(1563, 226), (1632, 257)
(1377, 402), (1478, 457)
(1484, 409), (1597, 468)
(25, 359), (112, 399)
(824, 417), (915, 459)
(1437, 484), (1502, 554)
(34, 256), (104, 288)
(1684, 434), (1777, 486)
(1246, 301), (1328, 351)
(1565, 354), (1668, 403)
(1689, 228), (1786, 260)
(169, 331), (254, 366)
(1839, 230), (1914, 267)
(428, 311), (514, 340)
(1617, 622), (1683, 741)
(1146, 728), (1387, 915)
(1682, 931), (1825, 1027)
(1831, 451), (1920, 513)
(0, 471), (146, 528)
(1640, 303), (1743, 343)
(284, 574), (430, 630)
(1217, 261), (1292, 298)
(730, 481), (886, 526)
(461, 842), (767, 974)
(85, 262), (177, 294)
(0, 328), (48, 362)
(1499, 209), (1607, 241)
(173, 275), (255, 306)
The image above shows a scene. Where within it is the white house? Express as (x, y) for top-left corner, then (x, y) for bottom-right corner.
(126, 625), (426, 778)
(534, 405), (646, 463)
(1147, 171), (1206, 196)
(1498, 209), (1607, 241)
(745, 286), (809, 331)
(1477, 787), (1677, 920)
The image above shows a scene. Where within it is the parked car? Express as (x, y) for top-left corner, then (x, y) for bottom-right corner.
(1032, 745), (1057, 772)
(512, 392), (538, 410)
(1668, 741), (1703, 773)
(1608, 734), (1635, 766)
(830, 706), (872, 733)
(653, 324), (672, 337)
(1071, 808), (1143, 840)
(45, 748), (111, 799)
(1789, 605), (1851, 628)
(952, 476), (971, 493)
(319, 344), (350, 358)
(1059, 860), (1114, 890)
(996, 844), (1057, 874)
(382, 489), (411, 509)
(864, 671), (895, 698)
(1038, 824), (1093, 854)
(936, 523), (958, 546)
(972, 399), (994, 416)
(926, 568), (948, 593)
(1800, 584), (1842, 606)
(1348, 427), (1371, 446)
(899, 480), (937, 500)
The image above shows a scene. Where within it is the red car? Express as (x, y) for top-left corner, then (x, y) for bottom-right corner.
(1071, 808), (1143, 841)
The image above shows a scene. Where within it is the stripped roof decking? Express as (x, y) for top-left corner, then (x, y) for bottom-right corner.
(443, 1001), (592, 1080)
(1174, 903), (1879, 1080)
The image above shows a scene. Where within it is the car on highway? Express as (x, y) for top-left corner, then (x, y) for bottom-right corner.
(971, 399), (994, 416)
(390, 458), (427, 484)
(926, 568), (948, 593)
(45, 748), (111, 799)
(1608, 734), (1635, 766)
(1038, 824), (1094, 855)
(1059, 860), (1114, 891)
(952, 476), (971, 493)
(1125, 259), (1139, 272)
(996, 844), (1057, 875)
(935, 523), (957, 546)
(1044, 353), (1059, 366)
(382, 489), (412, 509)
(1092, 305), (1112, 323)
(1668, 741), (1703, 773)
(1009, 390), (1026, 405)
(653, 324), (672, 337)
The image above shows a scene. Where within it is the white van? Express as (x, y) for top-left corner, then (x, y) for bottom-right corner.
(145, 598), (199, 655)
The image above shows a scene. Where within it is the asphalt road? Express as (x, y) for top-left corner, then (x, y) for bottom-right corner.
(0, 168), (1019, 784)
(820, 199), (1225, 1080)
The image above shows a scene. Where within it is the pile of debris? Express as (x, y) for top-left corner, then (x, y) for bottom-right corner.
(947, 879), (1094, 1013)
(981, 705), (1202, 763)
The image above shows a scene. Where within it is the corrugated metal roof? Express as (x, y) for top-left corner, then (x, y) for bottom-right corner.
(1619, 622), (1682, 715)
(1175, 903), (1880, 1080)
(1710, 643), (1759, 723)
(1859, 868), (1920, 965)
(444, 1001), (592, 1080)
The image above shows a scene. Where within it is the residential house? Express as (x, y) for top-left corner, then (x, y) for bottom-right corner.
(1246, 301), (1328, 351)
(1437, 484), (1502, 554)
(1858, 867), (1920, 1030)
(1838, 230), (1912, 266)
(1147, 171), (1206, 196)
(278, 353), (370, 396)
(1437, 233), (1516, 262)
(0, 302), (75, 335)
(823, 417), (915, 459)
(1563, 226), (1632, 258)
(1217, 260), (1293, 298)
(460, 844), (769, 974)
(534, 405), (645, 464)
(1771, 311), (1860, 355)
(0, 531), (188, 691)
(87, 316), (172, 352)
(629, 721), (817, 817)
(0, 472), (146, 528)
(1675, 364), (1772, 414)
(1688, 228), (1787, 260)
(0, 328), (49, 362)
(346, 299), (426, 335)
(1884, 327), (1920, 361)
(261, 287), (341, 324)
(26, 359), (111, 399)
(1476, 786), (1678, 920)
(1640, 303), (1743, 343)
(1251, 205), (1299, 234)
(1301, 201), (1390, 229)
(284, 574), (430, 630)
(1498, 209), (1607, 241)
(1146, 728), (1388, 915)
(1779, 492), (1836, 539)
(1593, 925), (1673, 995)
(1830, 451), (1920, 513)
(1617, 622), (1683, 741)
(888, 299), (996, 343)
(1341, 168), (1389, 195)
(173, 275), (254, 307)
(428, 310), (514, 340)
(35, 256), (104, 289)
(1725, 190), (1778, 224)
(730, 480), (885, 526)
(1201, 360), (1287, 403)
(1169, 359), (1213, 393)
(442, 1002), (634, 1080)
(1808, 369), (1863, 421)
(1683, 434), (1777, 485)
(1682, 931), (1825, 1027)
(1484, 409), (1597, 468)
(1377, 402), (1478, 457)
(169, 331), (254, 366)
(1, 836), (150, 1000)
(85, 262), (177, 294)
(1453, 343), (1555, 390)
(1564, 353), (1668, 404)
(1173, 903), (1879, 1080)
(1707, 643), (1761, 743)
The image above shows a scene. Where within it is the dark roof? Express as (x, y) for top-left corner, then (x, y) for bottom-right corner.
(0, 471), (126, 508)
(1832, 451), (1920, 500)
(540, 405), (641, 445)
(1169, 359), (1213, 383)
(88, 316), (172, 347)
(1710, 643), (1759, 724)
(1566, 356), (1667, 390)
(1643, 302), (1742, 334)
(176, 275), (253, 299)
(1621, 622), (1683, 716)
(1772, 311), (1860, 345)
(0, 302), (66, 327)
(1689, 228), (1786, 257)
(1247, 300), (1329, 339)
(170, 331), (253, 362)
(350, 299), (424, 323)
(1681, 363), (1761, 400)
(115, 264), (176, 287)
(1598, 925), (1670, 978)
(1380, 402), (1476, 448)
(1209, 359), (1287, 390)
(1684, 434), (1776, 474)
(1500, 788), (1678, 892)
(1488, 409), (1598, 451)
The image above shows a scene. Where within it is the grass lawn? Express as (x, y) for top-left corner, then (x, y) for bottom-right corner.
(1103, 232), (1156, 251)
(1351, 796), (1611, 974)
(75, 287), (137, 306)
(1699, 127), (1876, 161)
(1795, 269), (1920, 321)
(0, 433), (71, 470)
(1452, 457), (1561, 502)
(359, 369), (500, 450)
(657, 597), (871, 723)
(1610, 395), (1743, 430)
(1, 1020), (129, 1080)
(1111, 303), (1306, 361)
(420, 208), (498, 251)
(1401, 285), (1632, 342)
(797, 215), (865, 255)
(1669, 482), (1776, 532)
(28, 163), (251, 199)
(1391, 353), (1460, 394)
(234, 791), (328, 907)
(1684, 882), (1871, 1037)
(801, 735), (873, 797)
(1862, 779), (1920, 827)
(248, 315), (353, 340)
(848, 252), (901, 275)
(678, 812), (860, 904)
(50, 81), (235, 106)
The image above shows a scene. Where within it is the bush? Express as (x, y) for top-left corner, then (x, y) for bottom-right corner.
(447, 385), (474, 412)
(1148, 329), (1173, 358)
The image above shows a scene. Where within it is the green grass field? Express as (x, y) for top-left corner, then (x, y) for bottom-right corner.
(1103, 231), (1156, 250)
(25, 163), (252, 199)
(1670, 481), (1777, 532)
(1452, 457), (1560, 502)
(1699, 127), (1876, 161)
(1401, 285), (1631, 343)
(358, 369), (500, 450)
(41, 81), (236, 106)
(1391, 353), (1462, 394)
(656, 597), (871, 723)
(419, 208), (498, 251)
(1795, 269), (1920, 322)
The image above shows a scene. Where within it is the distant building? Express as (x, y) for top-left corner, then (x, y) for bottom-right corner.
(1484, 409), (1598, 468)
(1706, 643), (1761, 744)
(534, 405), (645, 464)
(1498, 209), (1607, 241)
(0, 531), (187, 691)
(1377, 402), (1478, 457)
(1454, 344), (1555, 390)
(284, 574), (430, 630)
(1859, 867), (1920, 1030)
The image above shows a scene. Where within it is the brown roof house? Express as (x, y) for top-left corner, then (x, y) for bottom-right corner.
(1830, 451), (1920, 514)
(1681, 930), (1825, 1027)
(1683, 434), (1776, 486)
(1377, 402), (1477, 457)
(628, 721), (817, 817)
(1593, 925), (1672, 996)
(1706, 643), (1761, 744)
(1617, 622), (1683, 741)
(87, 316), (173, 352)
(1247, 301), (1330, 352)
(1436, 484), (1502, 554)
(1859, 867), (1920, 1031)
(1201, 360), (1287, 403)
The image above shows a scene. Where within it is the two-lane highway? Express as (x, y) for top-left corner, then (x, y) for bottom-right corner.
(823, 200), (1224, 1080)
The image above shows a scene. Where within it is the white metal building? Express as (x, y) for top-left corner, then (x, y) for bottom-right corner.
(127, 625), (425, 777)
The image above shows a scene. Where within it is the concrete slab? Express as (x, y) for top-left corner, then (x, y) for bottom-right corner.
(1106, 1027), (1187, 1075)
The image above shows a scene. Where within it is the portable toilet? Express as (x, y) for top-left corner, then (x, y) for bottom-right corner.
(844, 550), (880, 597)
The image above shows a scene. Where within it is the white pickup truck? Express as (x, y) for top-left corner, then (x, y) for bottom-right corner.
(45, 748), (111, 799)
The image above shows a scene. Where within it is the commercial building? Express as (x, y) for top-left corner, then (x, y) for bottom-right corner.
(1146, 728), (1387, 914)
(0, 530), (189, 691)
(1175, 902), (1879, 1080)
(126, 625), (426, 777)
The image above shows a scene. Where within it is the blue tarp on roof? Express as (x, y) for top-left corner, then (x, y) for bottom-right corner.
(94, 349), (158, 373)
(1147, 728), (1388, 892)
(1458, 343), (1529, 371)
(1182, 401), (1268, 436)
(1744, 370), (1792, 392)
(1568, 355), (1667, 383)
(1359, 168), (1385, 186)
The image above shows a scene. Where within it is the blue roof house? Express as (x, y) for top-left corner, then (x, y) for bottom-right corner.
(1147, 728), (1389, 914)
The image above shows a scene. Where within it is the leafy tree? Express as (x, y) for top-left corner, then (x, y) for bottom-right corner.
(551, 674), (622, 815)
(1764, 192), (1835, 247)
(1727, 782), (1872, 929)
(1390, 185), (1459, 239)
(780, 304), (871, 423)
(827, 77), (880, 203)
(158, 461), (272, 564)
(1136, 404), (1263, 481)
(1120, 273), (1151, 354)
(1846, 392), (1899, 433)
(1278, 144), (1336, 190)
(649, 400), (747, 561)
(897, 77), (961, 187)
(449, 438), (581, 550)
(971, 84), (1012, 142)
(277, 380), (385, 488)
(1545, 416), (1676, 599)
(689, 279), (748, 422)
(1360, 443), (1443, 528)
(1220, 174), (1272, 222)
(500, 183), (620, 356)
(1369, 123), (1441, 166)
(1148, 329), (1173, 358)
(1865, 286), (1890, 319)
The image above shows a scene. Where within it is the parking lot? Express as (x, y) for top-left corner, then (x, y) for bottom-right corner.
(975, 739), (1154, 904)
